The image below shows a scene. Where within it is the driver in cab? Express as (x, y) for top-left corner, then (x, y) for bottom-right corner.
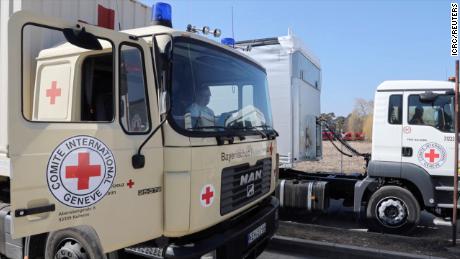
(185, 86), (215, 129)
(409, 106), (424, 125)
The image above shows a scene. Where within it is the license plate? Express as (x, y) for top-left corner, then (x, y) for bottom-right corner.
(247, 222), (267, 245)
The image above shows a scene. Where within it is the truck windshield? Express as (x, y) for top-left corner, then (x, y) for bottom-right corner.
(169, 37), (273, 136)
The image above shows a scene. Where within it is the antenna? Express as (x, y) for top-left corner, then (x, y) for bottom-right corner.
(231, 6), (234, 40)
(115, 0), (121, 30)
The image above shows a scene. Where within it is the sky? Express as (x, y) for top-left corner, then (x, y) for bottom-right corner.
(141, 0), (455, 116)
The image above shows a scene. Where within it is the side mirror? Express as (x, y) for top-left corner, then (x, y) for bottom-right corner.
(420, 91), (438, 103)
(63, 28), (102, 50)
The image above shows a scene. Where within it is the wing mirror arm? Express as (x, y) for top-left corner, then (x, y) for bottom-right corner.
(132, 33), (173, 169)
(132, 74), (170, 169)
(132, 118), (167, 169)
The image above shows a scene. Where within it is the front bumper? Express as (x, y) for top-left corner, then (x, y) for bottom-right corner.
(165, 196), (279, 259)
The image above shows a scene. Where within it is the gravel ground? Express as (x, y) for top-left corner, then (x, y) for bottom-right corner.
(294, 141), (371, 174)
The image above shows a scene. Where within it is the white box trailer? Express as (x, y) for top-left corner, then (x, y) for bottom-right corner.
(1, 0), (151, 64)
(0, 0), (151, 153)
(236, 32), (322, 164)
(0, 0), (151, 31)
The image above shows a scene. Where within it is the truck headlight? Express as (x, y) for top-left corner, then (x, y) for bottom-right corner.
(201, 250), (216, 259)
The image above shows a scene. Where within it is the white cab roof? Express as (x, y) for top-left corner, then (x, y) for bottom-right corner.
(377, 80), (454, 91)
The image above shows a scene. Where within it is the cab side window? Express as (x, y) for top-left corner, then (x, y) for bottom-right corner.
(408, 94), (454, 132)
(119, 44), (151, 134)
(81, 54), (114, 121)
(388, 95), (402, 125)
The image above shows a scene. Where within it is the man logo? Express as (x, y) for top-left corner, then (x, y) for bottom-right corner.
(247, 184), (255, 197)
(240, 169), (262, 186)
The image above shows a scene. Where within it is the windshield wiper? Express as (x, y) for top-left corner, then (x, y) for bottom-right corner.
(188, 126), (228, 131)
(255, 125), (279, 139)
(229, 126), (268, 139)
(190, 126), (246, 144)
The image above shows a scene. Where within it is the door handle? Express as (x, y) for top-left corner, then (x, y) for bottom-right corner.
(15, 204), (55, 217)
(402, 147), (413, 157)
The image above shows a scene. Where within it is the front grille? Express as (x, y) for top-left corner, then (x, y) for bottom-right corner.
(221, 158), (272, 215)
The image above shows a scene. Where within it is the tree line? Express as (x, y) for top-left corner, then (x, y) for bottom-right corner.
(320, 98), (374, 141)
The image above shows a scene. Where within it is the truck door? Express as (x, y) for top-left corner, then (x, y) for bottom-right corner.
(8, 11), (163, 250)
(401, 91), (455, 176)
(372, 91), (403, 163)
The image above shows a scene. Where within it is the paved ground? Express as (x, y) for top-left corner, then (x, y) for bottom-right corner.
(260, 249), (318, 259)
(267, 199), (459, 258)
(261, 245), (320, 259)
(124, 199), (456, 259)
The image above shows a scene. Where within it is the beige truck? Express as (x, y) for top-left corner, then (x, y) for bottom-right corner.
(0, 7), (279, 259)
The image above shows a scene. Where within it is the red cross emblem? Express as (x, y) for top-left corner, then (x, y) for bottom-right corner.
(65, 152), (101, 190)
(424, 149), (440, 163)
(46, 81), (61, 105)
(127, 179), (135, 188)
(201, 186), (214, 206)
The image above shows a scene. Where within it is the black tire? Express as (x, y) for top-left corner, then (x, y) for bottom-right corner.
(45, 226), (106, 259)
(366, 185), (420, 234)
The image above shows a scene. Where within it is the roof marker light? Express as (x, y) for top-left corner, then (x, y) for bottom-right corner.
(221, 38), (235, 47)
(213, 29), (221, 37)
(151, 2), (172, 28)
(202, 26), (210, 35)
(187, 24), (222, 38)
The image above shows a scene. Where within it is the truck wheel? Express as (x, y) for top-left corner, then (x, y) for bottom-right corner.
(45, 226), (106, 259)
(366, 185), (420, 234)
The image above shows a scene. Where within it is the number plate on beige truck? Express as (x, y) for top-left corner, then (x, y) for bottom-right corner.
(247, 222), (267, 245)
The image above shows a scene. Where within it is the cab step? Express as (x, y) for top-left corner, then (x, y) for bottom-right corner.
(124, 244), (164, 259)
(433, 217), (453, 227)
(435, 185), (460, 192)
(437, 203), (460, 208)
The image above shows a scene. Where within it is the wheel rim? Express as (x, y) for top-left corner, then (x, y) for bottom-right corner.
(55, 238), (88, 259)
(375, 196), (408, 228)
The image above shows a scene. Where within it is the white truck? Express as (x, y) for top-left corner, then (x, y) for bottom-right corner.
(235, 29), (459, 234)
(0, 3), (279, 259)
(277, 79), (459, 234)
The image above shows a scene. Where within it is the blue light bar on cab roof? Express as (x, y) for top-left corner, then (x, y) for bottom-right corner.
(151, 2), (172, 28)
(221, 38), (235, 47)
